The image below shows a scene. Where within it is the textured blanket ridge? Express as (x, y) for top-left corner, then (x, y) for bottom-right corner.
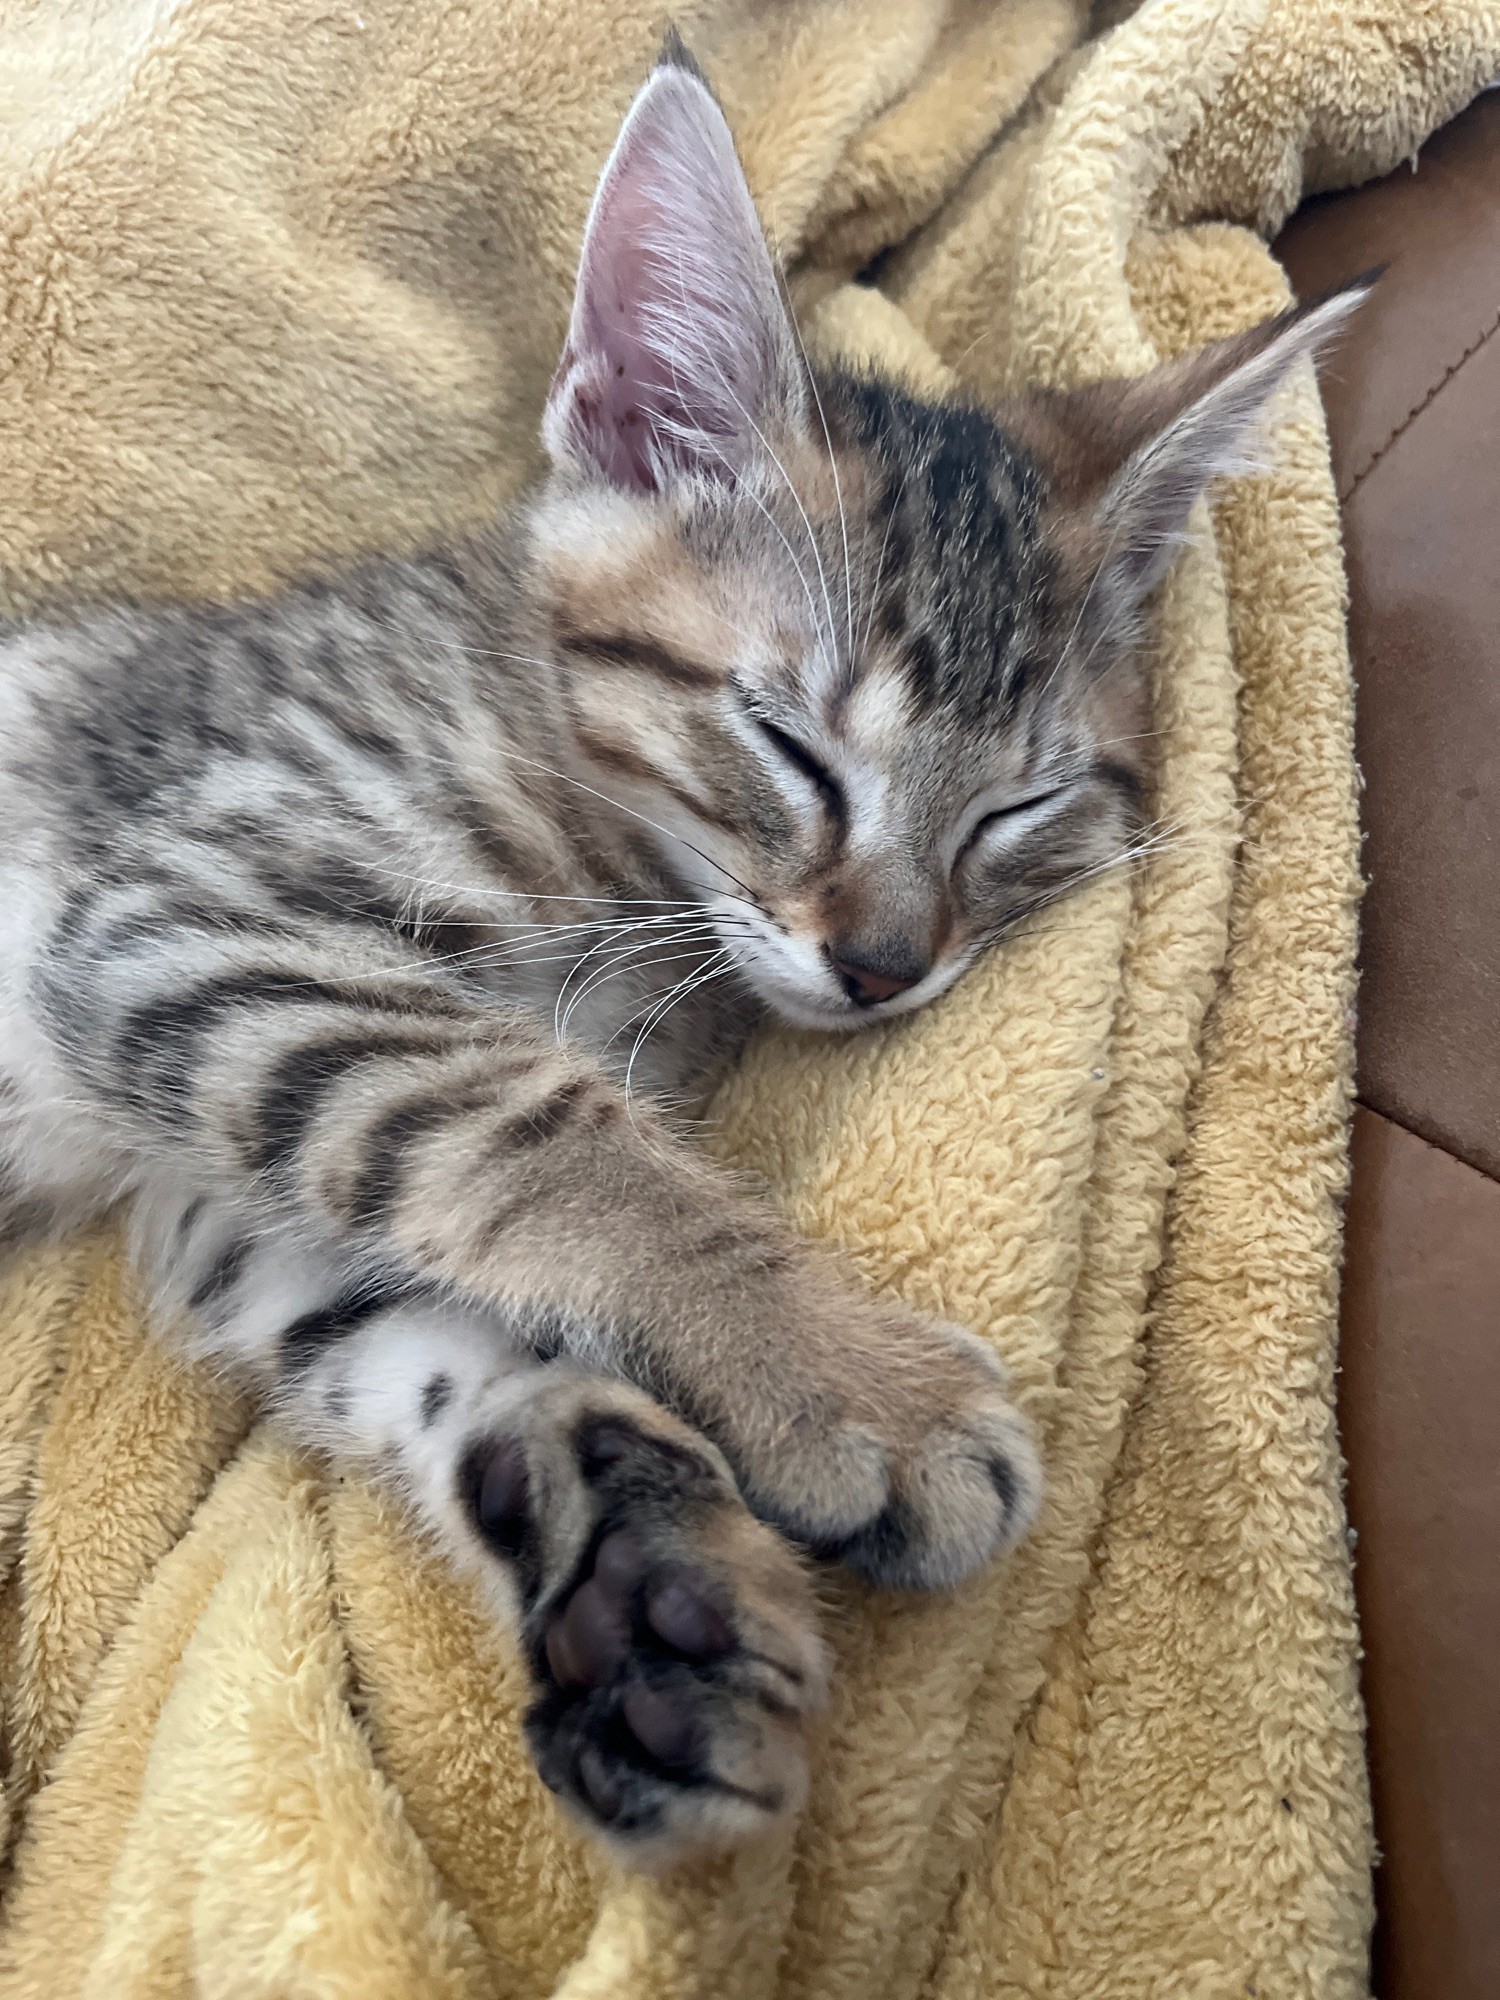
(2, 2), (1497, 1994)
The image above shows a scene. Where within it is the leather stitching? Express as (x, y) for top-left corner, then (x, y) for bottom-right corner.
(1340, 301), (1500, 503)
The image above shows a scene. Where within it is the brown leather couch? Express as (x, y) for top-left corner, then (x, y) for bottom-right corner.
(1274, 90), (1500, 2000)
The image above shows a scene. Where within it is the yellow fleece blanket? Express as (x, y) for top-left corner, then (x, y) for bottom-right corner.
(2, 3), (1496, 1994)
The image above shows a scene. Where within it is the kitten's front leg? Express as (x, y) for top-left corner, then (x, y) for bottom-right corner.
(324, 1048), (1042, 1592)
(57, 901), (1037, 1592)
(148, 1201), (825, 1862)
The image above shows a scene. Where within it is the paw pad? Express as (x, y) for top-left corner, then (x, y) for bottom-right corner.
(466, 1407), (821, 1857)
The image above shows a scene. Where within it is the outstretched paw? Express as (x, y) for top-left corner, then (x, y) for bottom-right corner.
(808, 1320), (1043, 1592)
(700, 1302), (1044, 1594)
(462, 1399), (825, 1865)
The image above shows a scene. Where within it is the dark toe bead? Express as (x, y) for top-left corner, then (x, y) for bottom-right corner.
(593, 1530), (648, 1602)
(646, 1576), (733, 1658)
(622, 1682), (698, 1767)
(987, 1453), (1019, 1517)
(577, 1744), (625, 1822)
(477, 1439), (529, 1534)
(546, 1578), (629, 1690)
(579, 1421), (635, 1470)
(544, 1614), (587, 1689)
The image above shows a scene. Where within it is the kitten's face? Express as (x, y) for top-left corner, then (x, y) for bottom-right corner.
(536, 383), (1147, 1030)
(534, 48), (1366, 1031)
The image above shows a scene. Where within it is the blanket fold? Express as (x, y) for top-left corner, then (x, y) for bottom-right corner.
(3, 2), (1496, 1994)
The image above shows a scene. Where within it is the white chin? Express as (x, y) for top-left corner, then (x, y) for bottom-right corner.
(712, 919), (860, 1030)
(738, 959), (965, 1033)
(730, 961), (862, 1032)
(758, 988), (867, 1033)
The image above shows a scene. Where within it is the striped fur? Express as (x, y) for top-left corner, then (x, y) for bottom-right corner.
(0, 41), (1370, 1862)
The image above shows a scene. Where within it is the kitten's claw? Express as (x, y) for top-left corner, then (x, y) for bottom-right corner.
(461, 1391), (826, 1864)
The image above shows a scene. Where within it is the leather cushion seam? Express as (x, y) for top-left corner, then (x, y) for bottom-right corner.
(1340, 302), (1500, 504)
(1353, 1099), (1500, 1189)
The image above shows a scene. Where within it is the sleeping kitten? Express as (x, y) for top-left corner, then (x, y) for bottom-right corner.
(0, 40), (1367, 1863)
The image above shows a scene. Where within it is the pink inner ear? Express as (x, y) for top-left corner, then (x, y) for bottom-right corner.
(569, 176), (730, 493)
(544, 63), (792, 494)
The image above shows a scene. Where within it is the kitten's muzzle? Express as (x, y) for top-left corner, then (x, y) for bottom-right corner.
(827, 942), (930, 1008)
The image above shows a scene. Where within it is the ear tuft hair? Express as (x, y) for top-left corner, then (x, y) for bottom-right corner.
(1031, 270), (1376, 663)
(655, 22), (711, 86)
(542, 44), (804, 496)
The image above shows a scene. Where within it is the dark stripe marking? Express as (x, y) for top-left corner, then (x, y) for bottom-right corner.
(448, 795), (537, 881)
(420, 1372), (454, 1427)
(248, 1027), (459, 1178)
(572, 730), (745, 837)
(509, 1079), (590, 1149)
(904, 630), (942, 715)
(250, 855), (483, 960)
(750, 717), (848, 840)
(299, 685), (409, 766)
(174, 1194), (209, 1244)
(1097, 760), (1146, 809)
(468, 1179), (549, 1260)
(113, 970), (466, 1106)
(280, 1276), (408, 1375)
(188, 1236), (251, 1312)
(339, 1089), (488, 1230)
(557, 630), (719, 691)
(97, 901), (301, 957)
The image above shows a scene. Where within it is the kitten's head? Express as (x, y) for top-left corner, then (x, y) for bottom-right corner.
(532, 38), (1370, 1031)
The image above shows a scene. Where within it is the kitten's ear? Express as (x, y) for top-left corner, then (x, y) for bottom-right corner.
(543, 35), (805, 494)
(1035, 273), (1377, 658)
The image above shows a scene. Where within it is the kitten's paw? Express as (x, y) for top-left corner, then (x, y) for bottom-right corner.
(729, 1310), (1042, 1594)
(461, 1394), (825, 1865)
(813, 1322), (1042, 1591)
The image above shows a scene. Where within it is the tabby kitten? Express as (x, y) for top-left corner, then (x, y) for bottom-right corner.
(0, 41), (1366, 1863)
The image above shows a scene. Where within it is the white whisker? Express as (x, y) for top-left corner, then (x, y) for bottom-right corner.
(486, 742), (764, 910)
(437, 641), (557, 673)
(374, 866), (715, 911)
(783, 278), (855, 667)
(555, 922), (720, 1042)
(651, 242), (841, 669)
(622, 948), (738, 1117)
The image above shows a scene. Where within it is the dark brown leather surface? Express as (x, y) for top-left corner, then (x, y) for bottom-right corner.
(1278, 95), (1500, 1183)
(1274, 91), (1500, 2000)
(1339, 1108), (1500, 2000)
(1278, 97), (1500, 511)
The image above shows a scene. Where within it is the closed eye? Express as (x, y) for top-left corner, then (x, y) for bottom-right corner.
(956, 789), (1065, 863)
(751, 717), (846, 824)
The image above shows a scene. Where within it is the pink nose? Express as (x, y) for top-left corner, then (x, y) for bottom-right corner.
(829, 950), (926, 1007)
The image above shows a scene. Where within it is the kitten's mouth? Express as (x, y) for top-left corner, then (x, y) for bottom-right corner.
(712, 905), (967, 1032)
(765, 980), (950, 1034)
(759, 990), (874, 1033)
(730, 943), (963, 1032)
